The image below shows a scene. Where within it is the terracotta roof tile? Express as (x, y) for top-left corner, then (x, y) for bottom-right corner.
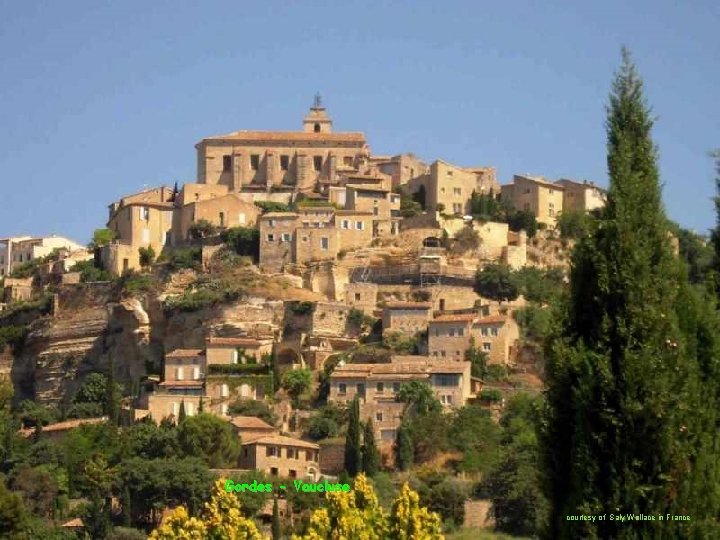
(474, 314), (508, 325)
(201, 131), (366, 144)
(229, 416), (276, 431)
(242, 434), (319, 450)
(431, 314), (477, 323)
(384, 302), (432, 310)
(166, 349), (205, 358)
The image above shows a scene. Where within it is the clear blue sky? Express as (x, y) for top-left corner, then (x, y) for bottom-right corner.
(1, 1), (718, 243)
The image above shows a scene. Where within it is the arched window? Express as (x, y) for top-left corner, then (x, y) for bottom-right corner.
(313, 123), (321, 133)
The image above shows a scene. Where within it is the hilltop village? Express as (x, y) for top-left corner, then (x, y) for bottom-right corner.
(0, 97), (611, 534)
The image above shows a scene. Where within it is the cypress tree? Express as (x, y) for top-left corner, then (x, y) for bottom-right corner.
(542, 48), (720, 538)
(106, 355), (119, 427)
(344, 397), (361, 476)
(395, 420), (413, 472)
(271, 496), (281, 540)
(711, 149), (720, 289)
(361, 420), (380, 476)
(178, 400), (187, 424)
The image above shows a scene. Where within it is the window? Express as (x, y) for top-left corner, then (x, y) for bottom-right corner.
(354, 293), (361, 301)
(393, 382), (400, 393)
(490, 327), (499, 337)
(376, 382), (384, 393)
(441, 187), (445, 194)
(313, 156), (323, 171)
(341, 220), (350, 229)
(302, 236), (308, 242)
(193, 367), (200, 379)
(458, 328), (464, 336)
(373, 207), (379, 216)
(449, 328), (455, 337)
(435, 374), (458, 386)
(343, 156), (353, 166)
(356, 383), (365, 394)
(376, 411), (383, 422)
(280, 155), (290, 171)
(441, 351), (446, 357)
(176, 367), (184, 381)
(221, 403), (229, 415)
(453, 203), (462, 213)
(453, 187), (461, 196)
(483, 342), (492, 352)
(441, 395), (453, 405)
(221, 384), (230, 397)
(186, 402), (194, 416)
(142, 228), (150, 244)
(481, 327), (488, 337)
(219, 212), (225, 227)
(320, 237), (329, 250)
(447, 170), (454, 176)
(338, 383), (347, 395)
(267, 234), (275, 242)
(223, 155), (232, 172)
(268, 219), (276, 227)
(270, 467), (279, 476)
(250, 154), (260, 170)
(355, 221), (364, 230)
(238, 212), (246, 225)
(281, 233), (292, 242)
(266, 446), (278, 457)
(232, 350), (239, 364)
(289, 469), (297, 478)
(287, 448), (297, 459)
(549, 189), (554, 195)
(141, 207), (150, 221)
(313, 123), (321, 133)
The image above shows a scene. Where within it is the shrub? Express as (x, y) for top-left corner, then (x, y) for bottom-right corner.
(507, 210), (538, 238)
(120, 272), (156, 296)
(307, 416), (339, 440)
(207, 364), (270, 375)
(382, 331), (418, 354)
(228, 398), (277, 426)
(290, 301), (314, 315)
(484, 364), (509, 382)
(70, 260), (112, 282)
(221, 227), (259, 259)
(89, 228), (117, 248)
(138, 246), (156, 268)
(163, 247), (202, 271)
(0, 325), (26, 351)
(255, 201), (291, 213)
(452, 226), (481, 254)
(479, 389), (503, 403)
(187, 219), (218, 240)
(474, 264), (519, 302)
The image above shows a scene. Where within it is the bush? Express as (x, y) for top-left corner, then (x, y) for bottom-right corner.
(138, 246), (156, 268)
(514, 305), (553, 342)
(221, 227), (260, 259)
(484, 364), (509, 382)
(70, 260), (112, 282)
(290, 301), (314, 315)
(255, 201), (291, 213)
(0, 325), (27, 351)
(507, 210), (538, 238)
(307, 416), (339, 440)
(207, 364), (270, 375)
(163, 247), (202, 271)
(474, 264), (519, 302)
(90, 228), (117, 248)
(556, 209), (589, 239)
(187, 219), (218, 240)
(452, 226), (481, 254)
(121, 273), (156, 296)
(382, 331), (418, 354)
(228, 399), (277, 426)
(479, 389), (503, 403)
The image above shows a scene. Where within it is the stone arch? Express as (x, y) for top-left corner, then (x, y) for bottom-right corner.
(423, 236), (442, 248)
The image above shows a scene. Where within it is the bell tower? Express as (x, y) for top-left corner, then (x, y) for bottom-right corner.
(303, 93), (333, 134)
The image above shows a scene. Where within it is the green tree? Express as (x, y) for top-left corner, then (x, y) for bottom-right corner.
(0, 480), (28, 536)
(412, 185), (426, 209)
(138, 246), (156, 268)
(221, 226), (260, 259)
(473, 263), (519, 303)
(361, 420), (380, 476)
(542, 48), (720, 538)
(711, 149), (720, 289)
(344, 397), (362, 476)
(395, 420), (413, 472)
(187, 219), (218, 240)
(556, 208), (589, 239)
(272, 496), (281, 540)
(281, 368), (312, 407)
(465, 339), (488, 378)
(396, 381), (441, 415)
(177, 400), (187, 424)
(507, 209), (538, 237)
(177, 413), (241, 468)
(89, 228), (117, 249)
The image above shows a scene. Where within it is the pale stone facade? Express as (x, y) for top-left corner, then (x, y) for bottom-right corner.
(382, 302), (432, 336)
(0, 235), (84, 276)
(554, 178), (606, 213)
(428, 313), (520, 365)
(408, 160), (499, 215)
(239, 434), (320, 480)
(205, 336), (274, 364)
(372, 153), (429, 190)
(195, 101), (369, 194)
(501, 174), (565, 226)
(329, 355), (472, 440)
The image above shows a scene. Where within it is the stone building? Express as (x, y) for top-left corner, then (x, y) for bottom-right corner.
(372, 153), (429, 190)
(205, 336), (274, 364)
(103, 186), (175, 275)
(229, 415), (277, 441)
(195, 98), (370, 195)
(345, 183), (401, 236)
(407, 160), (499, 215)
(501, 174), (565, 226)
(382, 302), (432, 336)
(2, 277), (33, 303)
(257, 208), (375, 273)
(239, 434), (320, 480)
(0, 235), (85, 277)
(328, 355), (472, 442)
(554, 178), (606, 213)
(428, 313), (520, 365)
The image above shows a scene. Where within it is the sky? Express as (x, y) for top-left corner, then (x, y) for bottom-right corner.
(0, 1), (718, 243)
